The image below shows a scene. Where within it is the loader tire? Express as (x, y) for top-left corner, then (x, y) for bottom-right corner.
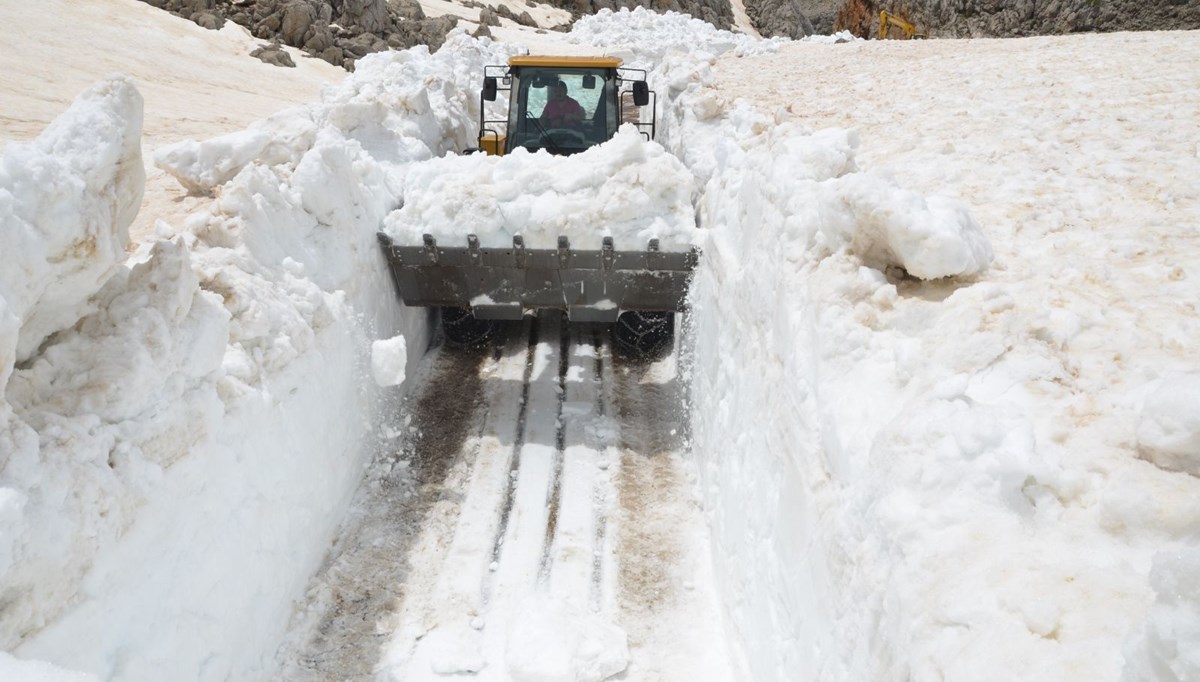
(614, 311), (674, 358)
(441, 307), (498, 347)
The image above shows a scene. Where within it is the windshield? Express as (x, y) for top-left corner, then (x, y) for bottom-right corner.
(507, 67), (618, 155)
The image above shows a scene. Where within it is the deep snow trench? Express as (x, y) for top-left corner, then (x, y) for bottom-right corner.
(2, 7), (1199, 682)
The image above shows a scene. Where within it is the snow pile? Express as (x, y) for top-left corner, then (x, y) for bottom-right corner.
(692, 123), (991, 278)
(0, 76), (144, 369)
(383, 126), (698, 250)
(1136, 372), (1200, 476)
(655, 60), (990, 279)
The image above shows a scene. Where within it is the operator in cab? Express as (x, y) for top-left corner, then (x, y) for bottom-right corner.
(540, 80), (584, 128)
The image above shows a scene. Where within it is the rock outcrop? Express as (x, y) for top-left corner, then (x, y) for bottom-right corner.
(141, 0), (459, 69)
(744, 0), (1199, 38)
(832, 0), (1200, 38)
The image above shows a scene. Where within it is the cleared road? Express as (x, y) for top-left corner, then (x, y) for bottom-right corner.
(278, 313), (734, 681)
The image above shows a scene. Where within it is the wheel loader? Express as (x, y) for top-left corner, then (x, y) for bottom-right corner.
(376, 55), (697, 354)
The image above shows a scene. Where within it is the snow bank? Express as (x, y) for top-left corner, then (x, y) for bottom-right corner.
(0, 75), (147, 645)
(569, 7), (785, 60)
(383, 126), (698, 250)
(667, 84), (1001, 682)
(3, 32), (518, 679)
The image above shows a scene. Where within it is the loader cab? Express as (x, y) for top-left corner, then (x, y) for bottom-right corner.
(477, 55), (655, 157)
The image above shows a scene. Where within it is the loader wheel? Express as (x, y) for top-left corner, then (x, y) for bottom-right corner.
(613, 311), (674, 358)
(441, 307), (498, 347)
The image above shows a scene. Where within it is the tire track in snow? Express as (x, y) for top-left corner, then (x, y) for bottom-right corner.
(537, 321), (572, 583)
(277, 339), (495, 680)
(486, 320), (540, 581)
(376, 320), (534, 677)
(609, 347), (735, 680)
(612, 350), (685, 616)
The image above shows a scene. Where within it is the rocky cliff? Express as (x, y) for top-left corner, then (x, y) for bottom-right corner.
(747, 0), (1200, 38)
(145, 0), (1200, 72)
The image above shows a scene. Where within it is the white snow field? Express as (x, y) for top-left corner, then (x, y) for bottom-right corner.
(0, 0), (346, 246)
(1, 3), (1199, 682)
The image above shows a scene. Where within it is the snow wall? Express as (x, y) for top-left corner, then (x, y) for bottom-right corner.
(0, 36), (512, 680)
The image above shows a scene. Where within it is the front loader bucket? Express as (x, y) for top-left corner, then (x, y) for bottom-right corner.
(377, 233), (698, 322)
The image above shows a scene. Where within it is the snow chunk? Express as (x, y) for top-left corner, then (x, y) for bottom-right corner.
(155, 130), (271, 195)
(383, 127), (697, 250)
(1121, 548), (1200, 681)
(505, 598), (629, 682)
(371, 334), (408, 388)
(824, 174), (994, 279)
(0, 75), (143, 369)
(1137, 372), (1200, 476)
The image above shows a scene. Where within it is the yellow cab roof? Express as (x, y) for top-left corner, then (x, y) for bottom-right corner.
(507, 55), (623, 68)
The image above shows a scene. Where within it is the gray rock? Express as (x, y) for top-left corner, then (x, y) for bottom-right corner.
(335, 0), (392, 33)
(744, 0), (813, 38)
(280, 0), (316, 45)
(479, 7), (502, 26)
(341, 32), (376, 56)
(256, 11), (281, 34)
(472, 21), (494, 37)
(320, 45), (345, 64)
(250, 43), (296, 67)
(191, 9), (225, 28)
(392, 0), (425, 21)
(305, 26), (334, 51)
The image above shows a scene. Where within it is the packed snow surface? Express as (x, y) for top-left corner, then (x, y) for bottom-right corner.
(383, 126), (698, 249)
(687, 26), (1200, 682)
(2, 3), (1199, 682)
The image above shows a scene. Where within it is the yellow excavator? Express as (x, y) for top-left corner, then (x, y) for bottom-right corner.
(880, 10), (927, 39)
(377, 56), (695, 353)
